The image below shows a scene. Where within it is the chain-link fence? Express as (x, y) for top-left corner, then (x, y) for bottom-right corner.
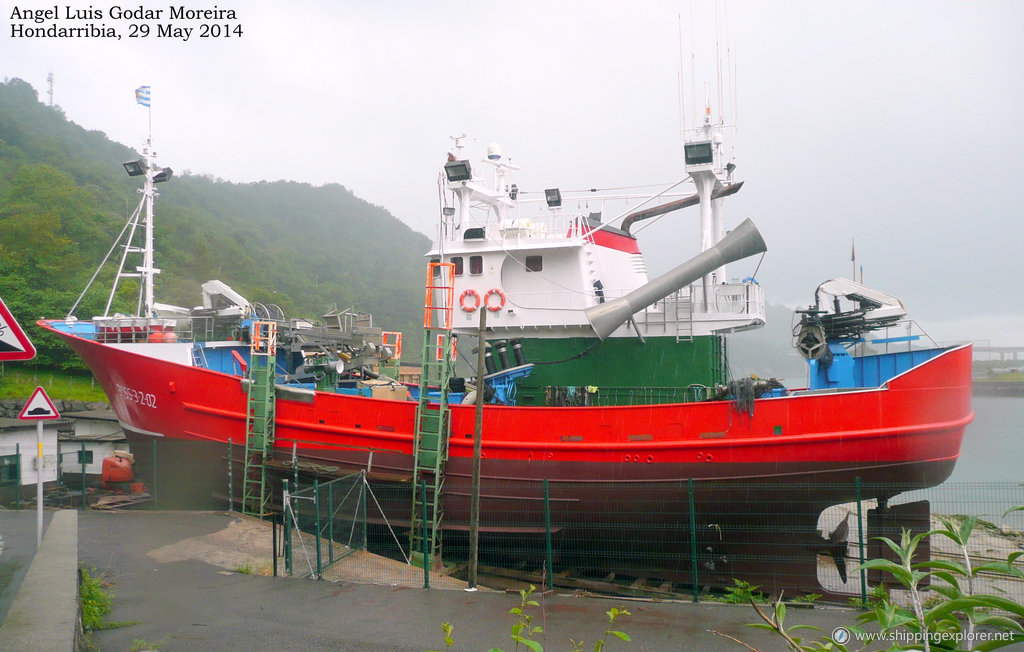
(280, 472), (369, 579)
(28, 435), (1021, 604)
(276, 474), (1024, 604)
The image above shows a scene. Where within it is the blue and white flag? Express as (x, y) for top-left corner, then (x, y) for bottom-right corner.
(135, 85), (151, 107)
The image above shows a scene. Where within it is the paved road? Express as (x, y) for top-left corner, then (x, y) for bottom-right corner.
(0, 509), (53, 625)
(75, 510), (862, 651)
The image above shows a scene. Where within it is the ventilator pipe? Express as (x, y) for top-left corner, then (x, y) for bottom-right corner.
(584, 218), (766, 340)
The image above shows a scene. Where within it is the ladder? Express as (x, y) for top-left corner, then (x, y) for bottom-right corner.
(409, 262), (456, 563)
(675, 290), (694, 342)
(242, 320), (277, 517)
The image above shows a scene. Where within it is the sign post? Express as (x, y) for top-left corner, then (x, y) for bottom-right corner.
(19, 386), (60, 546)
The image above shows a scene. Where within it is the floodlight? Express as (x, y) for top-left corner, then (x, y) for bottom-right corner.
(123, 159), (146, 177)
(444, 159), (472, 182)
(545, 188), (562, 208)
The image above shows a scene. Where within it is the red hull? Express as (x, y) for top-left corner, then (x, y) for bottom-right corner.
(41, 320), (972, 488)
(42, 320), (973, 595)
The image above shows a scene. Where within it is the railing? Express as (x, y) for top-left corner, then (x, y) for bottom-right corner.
(689, 280), (765, 318)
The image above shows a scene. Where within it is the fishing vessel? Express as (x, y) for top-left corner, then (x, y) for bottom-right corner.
(39, 119), (973, 596)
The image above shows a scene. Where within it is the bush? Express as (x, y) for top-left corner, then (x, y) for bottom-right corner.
(735, 506), (1024, 651)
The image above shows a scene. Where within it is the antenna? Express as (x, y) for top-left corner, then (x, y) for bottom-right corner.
(715, 1), (724, 126)
(46, 72), (54, 106)
(677, 14), (685, 136)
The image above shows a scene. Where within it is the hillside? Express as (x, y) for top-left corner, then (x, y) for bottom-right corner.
(0, 76), (806, 383)
(726, 301), (808, 383)
(0, 78), (431, 368)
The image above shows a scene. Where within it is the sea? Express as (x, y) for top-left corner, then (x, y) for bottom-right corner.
(947, 395), (1024, 485)
(915, 394), (1024, 530)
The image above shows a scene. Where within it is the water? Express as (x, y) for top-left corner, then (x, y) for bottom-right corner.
(919, 395), (1024, 530)
(947, 395), (1024, 484)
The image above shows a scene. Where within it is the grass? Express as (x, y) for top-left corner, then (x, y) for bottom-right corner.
(975, 372), (1024, 383)
(0, 367), (108, 402)
(79, 565), (113, 630)
(235, 558), (273, 576)
(79, 565), (140, 632)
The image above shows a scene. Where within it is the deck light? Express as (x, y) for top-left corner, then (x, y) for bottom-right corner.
(123, 159), (146, 176)
(152, 167), (173, 183)
(545, 188), (562, 208)
(444, 159), (473, 182)
(684, 141), (714, 166)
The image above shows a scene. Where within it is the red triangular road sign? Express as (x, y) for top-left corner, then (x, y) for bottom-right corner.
(19, 386), (60, 420)
(0, 297), (36, 361)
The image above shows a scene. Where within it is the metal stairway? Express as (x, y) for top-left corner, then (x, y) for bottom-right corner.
(409, 262), (456, 563)
(242, 320), (277, 517)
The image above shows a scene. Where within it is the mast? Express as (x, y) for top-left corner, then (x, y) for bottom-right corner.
(75, 86), (170, 320)
(139, 139), (159, 318)
(684, 102), (732, 310)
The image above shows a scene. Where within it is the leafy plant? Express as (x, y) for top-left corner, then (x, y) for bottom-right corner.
(79, 565), (112, 630)
(429, 584), (630, 652)
(707, 578), (768, 604)
(790, 593), (822, 605)
(728, 505), (1024, 651)
(79, 565), (139, 632)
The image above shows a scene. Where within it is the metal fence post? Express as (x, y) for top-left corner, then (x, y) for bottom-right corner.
(283, 479), (292, 576)
(328, 480), (335, 565)
(80, 441), (86, 511)
(421, 478), (429, 590)
(272, 512), (278, 577)
(314, 478), (322, 579)
(544, 478), (553, 591)
(688, 478), (699, 603)
(360, 470), (368, 551)
(292, 442), (298, 492)
(856, 476), (867, 606)
(152, 439), (158, 509)
(15, 443), (20, 510)
(227, 438), (233, 513)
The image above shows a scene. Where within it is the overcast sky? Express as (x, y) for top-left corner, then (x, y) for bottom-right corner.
(4, 1), (1023, 345)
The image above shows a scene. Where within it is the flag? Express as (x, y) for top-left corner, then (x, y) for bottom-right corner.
(135, 85), (151, 107)
(851, 239), (855, 262)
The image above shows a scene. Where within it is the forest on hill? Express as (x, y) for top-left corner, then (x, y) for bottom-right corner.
(0, 76), (806, 382)
(0, 77), (431, 369)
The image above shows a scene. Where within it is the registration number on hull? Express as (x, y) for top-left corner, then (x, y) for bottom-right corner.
(115, 383), (157, 408)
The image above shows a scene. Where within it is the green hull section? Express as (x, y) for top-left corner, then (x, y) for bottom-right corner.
(511, 334), (727, 407)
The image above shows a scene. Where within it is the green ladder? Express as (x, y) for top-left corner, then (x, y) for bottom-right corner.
(242, 320), (277, 517)
(410, 262), (456, 564)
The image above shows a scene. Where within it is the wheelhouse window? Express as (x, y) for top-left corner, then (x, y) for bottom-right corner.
(451, 257), (464, 276)
(525, 255), (543, 272)
(469, 255), (483, 275)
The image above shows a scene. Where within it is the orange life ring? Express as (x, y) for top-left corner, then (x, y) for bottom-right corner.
(459, 289), (481, 312)
(484, 288), (506, 312)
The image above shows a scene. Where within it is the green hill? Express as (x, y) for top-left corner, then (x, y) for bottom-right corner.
(0, 77), (431, 369)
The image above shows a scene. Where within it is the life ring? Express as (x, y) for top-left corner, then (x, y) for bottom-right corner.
(459, 289), (481, 312)
(484, 288), (506, 312)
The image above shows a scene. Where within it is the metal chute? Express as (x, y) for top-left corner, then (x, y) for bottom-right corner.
(584, 218), (767, 340)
